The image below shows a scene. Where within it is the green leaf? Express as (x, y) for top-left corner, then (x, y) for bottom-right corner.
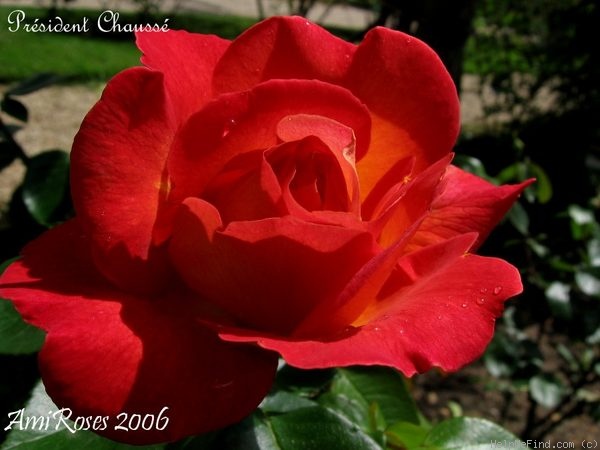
(586, 327), (600, 345)
(6, 73), (62, 96)
(557, 344), (579, 371)
(320, 367), (420, 433)
(529, 374), (565, 409)
(0, 259), (45, 354)
(260, 390), (318, 414)
(386, 421), (429, 449)
(274, 365), (335, 396)
(2, 381), (165, 450)
(525, 238), (549, 258)
(269, 407), (381, 450)
(575, 271), (600, 297)
(544, 281), (572, 319)
(1, 97), (28, 122)
(507, 202), (529, 235)
(454, 155), (489, 179)
(588, 239), (600, 267)
(421, 417), (525, 450)
(527, 162), (552, 204)
(495, 163), (520, 184)
(22, 150), (70, 226)
(0, 299), (45, 355)
(222, 408), (381, 450)
(568, 205), (596, 240)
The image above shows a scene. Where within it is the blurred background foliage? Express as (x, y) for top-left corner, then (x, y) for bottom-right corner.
(1, 0), (598, 446)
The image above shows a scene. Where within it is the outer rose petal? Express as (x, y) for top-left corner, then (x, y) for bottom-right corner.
(137, 29), (230, 123)
(0, 221), (277, 445)
(213, 16), (355, 95)
(346, 27), (460, 200)
(407, 166), (535, 251)
(71, 67), (175, 294)
(218, 234), (523, 375)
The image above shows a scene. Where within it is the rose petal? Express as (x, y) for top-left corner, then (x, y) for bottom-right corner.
(71, 67), (175, 294)
(266, 136), (354, 215)
(213, 16), (355, 95)
(218, 234), (522, 376)
(360, 156), (415, 221)
(169, 198), (378, 336)
(293, 218), (427, 338)
(407, 166), (535, 251)
(136, 29), (230, 123)
(204, 149), (285, 223)
(372, 154), (453, 247)
(0, 221), (277, 445)
(167, 79), (371, 215)
(276, 114), (360, 215)
(346, 27), (460, 200)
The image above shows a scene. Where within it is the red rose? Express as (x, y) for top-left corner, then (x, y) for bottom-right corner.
(0, 17), (531, 444)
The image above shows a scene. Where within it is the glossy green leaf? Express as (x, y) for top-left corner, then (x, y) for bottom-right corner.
(507, 202), (529, 235)
(525, 238), (549, 258)
(557, 344), (579, 371)
(529, 374), (565, 408)
(568, 205), (596, 240)
(496, 163), (521, 184)
(454, 155), (489, 179)
(588, 239), (600, 267)
(0, 259), (45, 354)
(483, 332), (518, 378)
(386, 421), (429, 449)
(0, 299), (45, 355)
(320, 367), (420, 433)
(259, 390), (318, 414)
(269, 407), (381, 450)
(545, 281), (572, 319)
(221, 408), (381, 450)
(22, 150), (69, 226)
(568, 205), (595, 225)
(274, 365), (335, 396)
(421, 417), (525, 450)
(6, 73), (62, 96)
(575, 271), (600, 297)
(585, 327), (600, 345)
(1, 381), (164, 450)
(527, 162), (552, 204)
(1, 97), (28, 122)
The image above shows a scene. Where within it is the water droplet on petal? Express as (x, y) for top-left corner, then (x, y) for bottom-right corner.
(493, 286), (503, 295)
(222, 119), (237, 137)
(373, 326), (381, 332)
(461, 303), (468, 308)
(436, 315), (442, 320)
(477, 297), (486, 305)
(399, 328), (405, 334)
(480, 287), (488, 294)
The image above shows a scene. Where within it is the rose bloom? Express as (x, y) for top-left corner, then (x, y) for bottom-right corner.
(0, 17), (530, 444)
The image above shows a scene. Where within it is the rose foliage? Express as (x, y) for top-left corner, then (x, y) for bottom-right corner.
(0, 17), (531, 444)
